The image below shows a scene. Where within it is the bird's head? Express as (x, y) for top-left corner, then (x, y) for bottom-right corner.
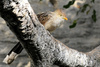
(54, 9), (68, 21)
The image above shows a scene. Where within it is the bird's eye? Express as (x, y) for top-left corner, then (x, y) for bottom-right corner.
(60, 15), (62, 16)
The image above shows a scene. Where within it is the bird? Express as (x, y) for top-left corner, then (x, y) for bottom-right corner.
(3, 9), (68, 64)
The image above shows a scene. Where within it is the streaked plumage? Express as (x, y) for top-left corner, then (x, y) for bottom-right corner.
(37, 9), (68, 32)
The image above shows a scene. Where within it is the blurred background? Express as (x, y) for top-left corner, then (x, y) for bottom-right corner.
(0, 0), (100, 67)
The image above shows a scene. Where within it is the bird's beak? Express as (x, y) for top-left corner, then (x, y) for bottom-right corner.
(64, 17), (68, 20)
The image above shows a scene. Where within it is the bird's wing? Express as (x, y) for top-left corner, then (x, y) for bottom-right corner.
(37, 12), (52, 25)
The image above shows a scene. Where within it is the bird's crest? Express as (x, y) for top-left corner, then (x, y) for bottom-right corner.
(54, 9), (66, 18)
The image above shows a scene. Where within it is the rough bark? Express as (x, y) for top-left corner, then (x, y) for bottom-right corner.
(0, 0), (99, 67)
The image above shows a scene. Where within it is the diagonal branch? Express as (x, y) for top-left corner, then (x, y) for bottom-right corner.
(0, 0), (99, 67)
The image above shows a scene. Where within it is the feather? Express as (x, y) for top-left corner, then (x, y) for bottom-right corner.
(37, 12), (52, 25)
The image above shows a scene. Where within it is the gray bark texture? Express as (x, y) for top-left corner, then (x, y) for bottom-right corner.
(0, 0), (99, 67)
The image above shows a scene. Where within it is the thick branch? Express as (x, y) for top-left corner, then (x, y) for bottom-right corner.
(0, 0), (99, 67)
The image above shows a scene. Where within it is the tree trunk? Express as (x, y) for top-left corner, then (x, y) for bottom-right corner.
(0, 0), (99, 67)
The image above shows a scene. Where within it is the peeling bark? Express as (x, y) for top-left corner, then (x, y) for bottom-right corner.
(0, 0), (99, 67)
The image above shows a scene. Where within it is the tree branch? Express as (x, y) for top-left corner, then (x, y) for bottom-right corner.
(0, 0), (99, 67)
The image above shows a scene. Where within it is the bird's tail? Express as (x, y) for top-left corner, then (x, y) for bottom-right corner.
(3, 42), (23, 64)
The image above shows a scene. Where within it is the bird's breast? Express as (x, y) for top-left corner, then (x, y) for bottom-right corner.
(44, 17), (64, 32)
(44, 21), (56, 32)
(51, 17), (64, 27)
